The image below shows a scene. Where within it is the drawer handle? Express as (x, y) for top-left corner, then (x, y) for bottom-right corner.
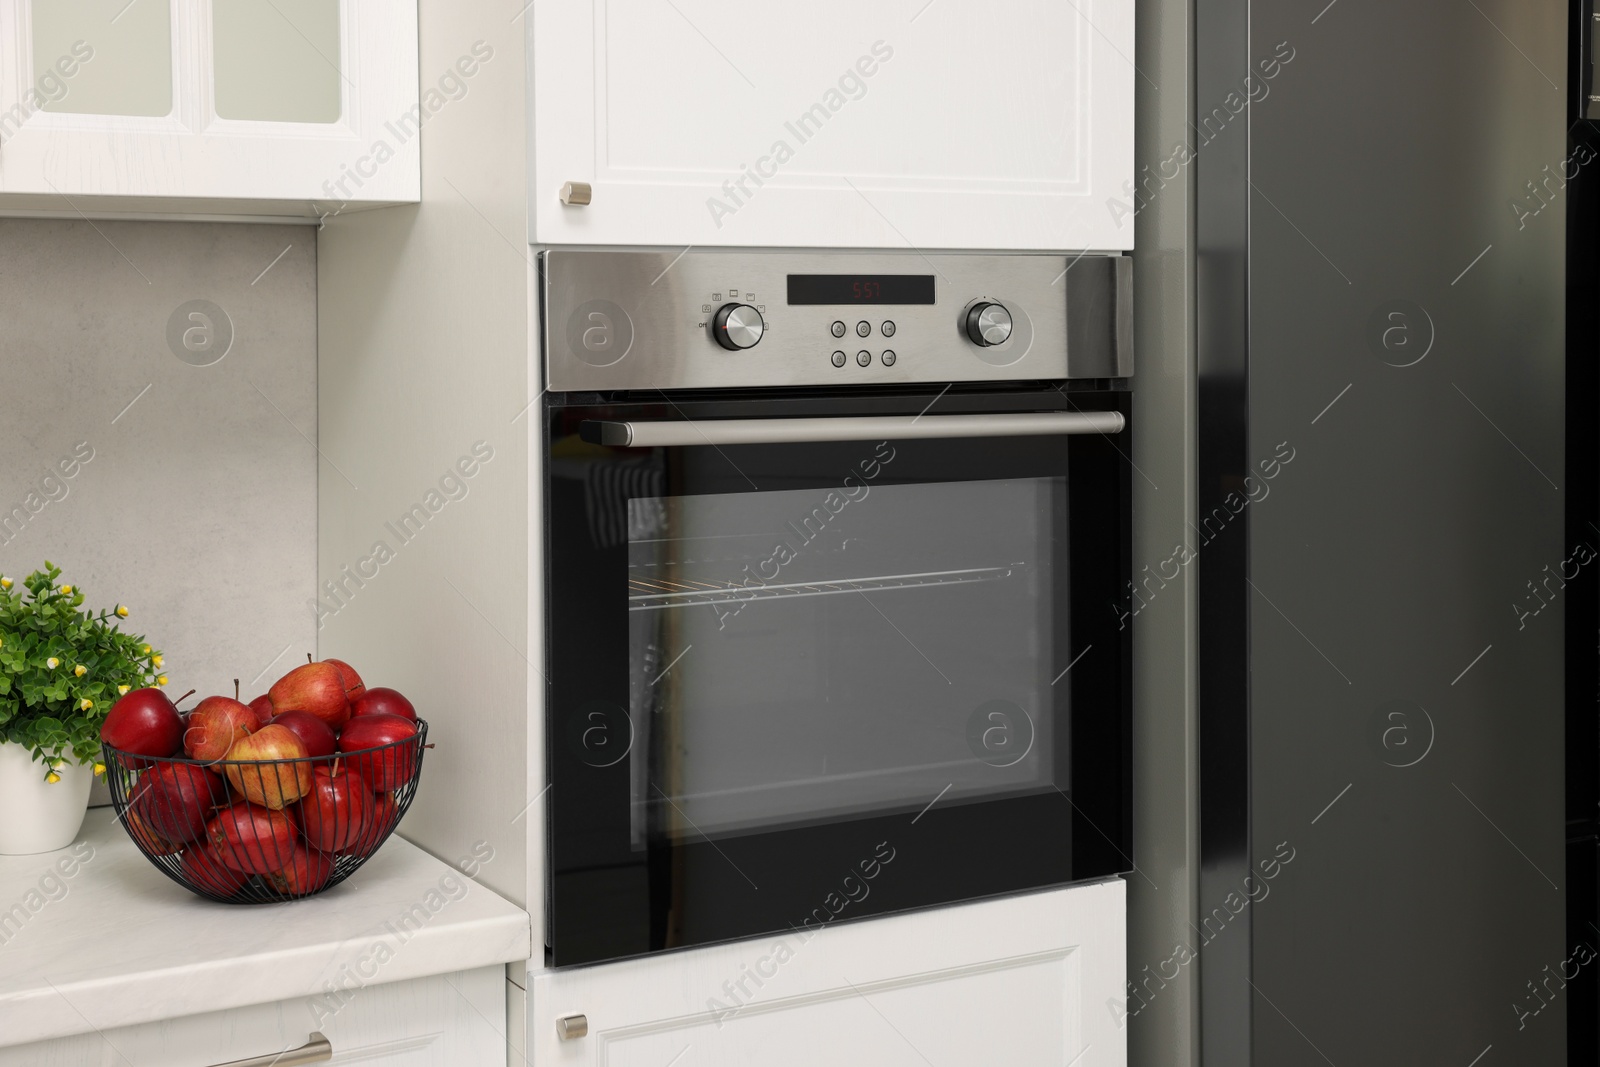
(560, 181), (593, 206)
(557, 1013), (589, 1040)
(209, 1032), (332, 1067)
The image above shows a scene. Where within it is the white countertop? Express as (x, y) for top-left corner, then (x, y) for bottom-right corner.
(0, 808), (531, 1048)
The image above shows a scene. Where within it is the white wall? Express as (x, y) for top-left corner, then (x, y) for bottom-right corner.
(0, 219), (318, 711)
(315, 3), (533, 916)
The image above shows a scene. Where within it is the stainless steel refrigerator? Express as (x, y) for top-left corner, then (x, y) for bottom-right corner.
(1196, 1), (1579, 1062)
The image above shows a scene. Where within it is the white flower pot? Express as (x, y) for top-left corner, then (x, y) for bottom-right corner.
(0, 741), (94, 855)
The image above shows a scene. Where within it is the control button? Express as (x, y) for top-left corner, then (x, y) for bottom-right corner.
(831, 350), (847, 367)
(856, 321), (871, 338)
(856, 350), (871, 367)
(712, 303), (765, 350)
(831, 321), (847, 338)
(881, 350), (896, 366)
(965, 302), (1013, 347)
(881, 320), (896, 337)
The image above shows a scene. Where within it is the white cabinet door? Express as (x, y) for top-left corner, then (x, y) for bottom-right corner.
(0, 967), (507, 1067)
(530, 880), (1125, 1066)
(530, 1), (1134, 251)
(0, 0), (418, 212)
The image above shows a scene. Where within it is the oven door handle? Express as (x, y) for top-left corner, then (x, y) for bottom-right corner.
(580, 411), (1124, 448)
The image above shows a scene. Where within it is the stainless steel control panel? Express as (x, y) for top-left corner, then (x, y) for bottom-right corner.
(542, 249), (1132, 392)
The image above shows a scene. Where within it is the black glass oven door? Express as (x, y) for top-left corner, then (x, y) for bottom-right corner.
(544, 389), (1131, 966)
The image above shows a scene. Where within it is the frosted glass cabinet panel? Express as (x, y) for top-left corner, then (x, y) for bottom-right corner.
(530, 0), (1135, 250)
(0, 0), (418, 214)
(213, 0), (341, 123)
(31, 0), (173, 117)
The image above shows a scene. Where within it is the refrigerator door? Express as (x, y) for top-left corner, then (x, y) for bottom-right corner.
(1198, 2), (1568, 1063)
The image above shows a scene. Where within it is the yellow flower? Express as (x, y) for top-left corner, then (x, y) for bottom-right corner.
(115, 605), (129, 618)
(74, 664), (87, 677)
(156, 674), (168, 687)
(0, 576), (11, 589)
(141, 644), (151, 655)
(45, 772), (60, 784)
(46, 657), (59, 669)
(59, 584), (72, 595)
(117, 684), (130, 695)
(93, 762), (105, 777)
(152, 654), (164, 668)
(79, 698), (93, 711)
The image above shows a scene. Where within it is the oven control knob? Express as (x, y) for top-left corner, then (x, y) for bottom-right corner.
(712, 303), (765, 350)
(965, 302), (1013, 347)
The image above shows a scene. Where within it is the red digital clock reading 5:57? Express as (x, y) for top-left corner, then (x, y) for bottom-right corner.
(787, 275), (935, 305)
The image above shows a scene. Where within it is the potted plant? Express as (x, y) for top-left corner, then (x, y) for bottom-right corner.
(0, 563), (162, 854)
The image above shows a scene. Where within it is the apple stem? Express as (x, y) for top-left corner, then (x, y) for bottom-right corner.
(424, 743), (436, 750)
(332, 756), (342, 776)
(307, 653), (314, 664)
(175, 688), (197, 706)
(233, 678), (240, 700)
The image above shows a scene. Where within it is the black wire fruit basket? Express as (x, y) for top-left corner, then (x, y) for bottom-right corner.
(102, 720), (428, 903)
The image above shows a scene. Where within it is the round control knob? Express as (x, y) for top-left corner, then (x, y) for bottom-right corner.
(965, 302), (1013, 347)
(713, 303), (765, 350)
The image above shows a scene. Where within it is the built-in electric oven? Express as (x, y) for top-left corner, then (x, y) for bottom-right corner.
(541, 250), (1133, 967)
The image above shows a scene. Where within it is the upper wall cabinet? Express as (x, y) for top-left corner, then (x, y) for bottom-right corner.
(0, 0), (418, 216)
(530, 0), (1134, 251)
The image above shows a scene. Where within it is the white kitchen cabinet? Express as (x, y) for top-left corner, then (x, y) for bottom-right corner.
(530, 880), (1125, 1066)
(0, 967), (507, 1067)
(529, 0), (1134, 251)
(0, 0), (419, 217)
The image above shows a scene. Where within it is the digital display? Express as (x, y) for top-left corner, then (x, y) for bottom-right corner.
(787, 274), (935, 305)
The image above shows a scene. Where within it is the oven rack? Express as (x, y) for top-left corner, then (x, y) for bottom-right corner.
(627, 565), (1019, 611)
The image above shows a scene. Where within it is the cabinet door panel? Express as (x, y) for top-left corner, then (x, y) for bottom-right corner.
(531, 1), (1134, 250)
(0, 0), (418, 207)
(212, 0), (342, 123)
(31, 0), (174, 117)
(531, 880), (1125, 1066)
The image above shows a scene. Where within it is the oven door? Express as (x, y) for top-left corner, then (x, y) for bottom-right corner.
(544, 388), (1131, 966)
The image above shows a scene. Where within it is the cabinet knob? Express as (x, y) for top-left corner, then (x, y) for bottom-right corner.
(557, 1013), (589, 1040)
(560, 181), (592, 206)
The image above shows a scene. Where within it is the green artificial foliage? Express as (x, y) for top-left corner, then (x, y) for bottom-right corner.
(0, 563), (162, 774)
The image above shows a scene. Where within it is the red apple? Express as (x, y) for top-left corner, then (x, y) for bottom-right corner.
(247, 694), (274, 720)
(337, 714), (418, 792)
(101, 688), (183, 765)
(131, 762), (226, 843)
(268, 710), (337, 759)
(348, 686), (416, 723)
(180, 845), (251, 897)
(346, 791), (399, 857)
(121, 807), (181, 855)
(265, 844), (334, 896)
(268, 662), (350, 730)
(209, 802), (298, 874)
(295, 765), (375, 853)
(322, 658), (366, 701)
(221, 725), (313, 810)
(183, 696), (261, 762)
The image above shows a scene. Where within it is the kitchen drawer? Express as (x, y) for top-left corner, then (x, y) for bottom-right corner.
(1, 967), (506, 1067)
